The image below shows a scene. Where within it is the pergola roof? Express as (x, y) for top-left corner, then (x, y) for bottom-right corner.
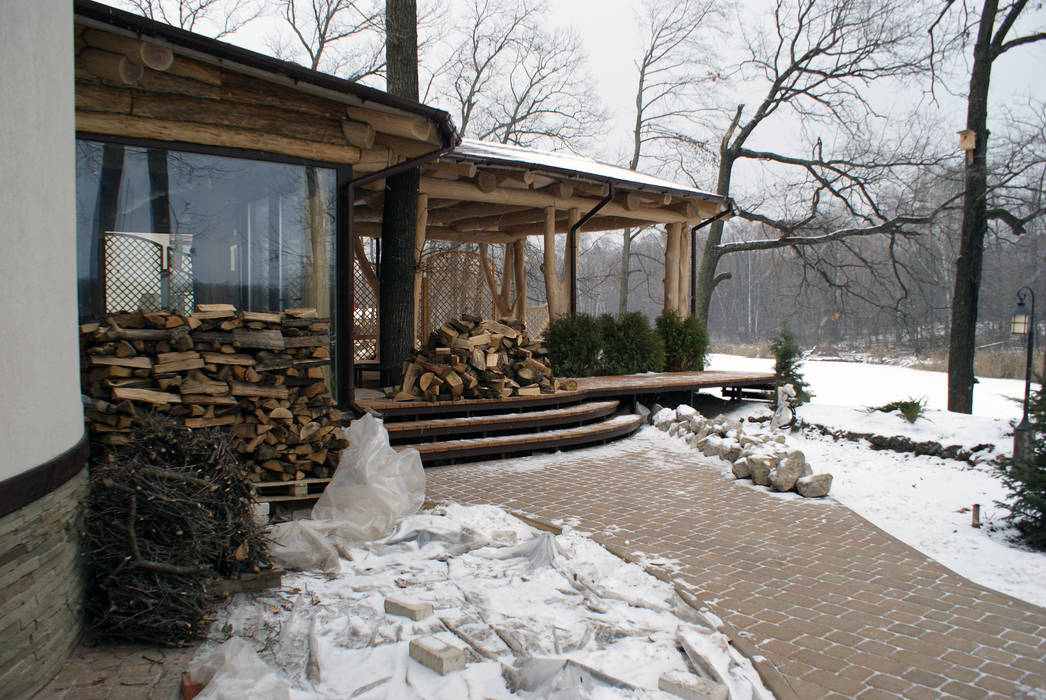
(448, 139), (727, 206)
(354, 139), (734, 244)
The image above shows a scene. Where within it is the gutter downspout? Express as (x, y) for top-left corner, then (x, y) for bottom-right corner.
(689, 203), (735, 317)
(568, 182), (615, 316)
(342, 141), (458, 417)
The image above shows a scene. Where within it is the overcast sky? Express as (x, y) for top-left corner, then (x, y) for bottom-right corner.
(98, 0), (1046, 180)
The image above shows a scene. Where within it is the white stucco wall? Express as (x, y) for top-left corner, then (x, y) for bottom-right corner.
(0, 1), (83, 480)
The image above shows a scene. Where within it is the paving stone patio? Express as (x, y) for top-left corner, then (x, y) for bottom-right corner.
(34, 428), (1046, 699)
(424, 429), (1046, 700)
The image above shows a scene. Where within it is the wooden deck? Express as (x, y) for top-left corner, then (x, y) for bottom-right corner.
(356, 370), (774, 418)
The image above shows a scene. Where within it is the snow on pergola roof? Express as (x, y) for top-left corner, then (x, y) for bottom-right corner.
(446, 138), (731, 208)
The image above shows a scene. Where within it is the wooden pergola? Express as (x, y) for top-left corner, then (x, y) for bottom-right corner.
(352, 138), (734, 328)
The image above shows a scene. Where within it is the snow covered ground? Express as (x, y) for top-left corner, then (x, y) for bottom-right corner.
(199, 504), (770, 699)
(705, 353), (1046, 609)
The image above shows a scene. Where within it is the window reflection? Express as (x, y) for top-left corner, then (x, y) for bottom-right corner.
(75, 140), (334, 322)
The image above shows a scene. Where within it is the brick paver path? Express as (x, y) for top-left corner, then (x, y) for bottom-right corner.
(425, 429), (1046, 700)
(33, 642), (195, 699)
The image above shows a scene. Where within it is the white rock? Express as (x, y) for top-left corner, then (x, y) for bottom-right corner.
(676, 404), (698, 420)
(797, 473), (833, 498)
(653, 408), (677, 430)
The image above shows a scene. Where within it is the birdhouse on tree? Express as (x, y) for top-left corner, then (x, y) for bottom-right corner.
(957, 129), (976, 163)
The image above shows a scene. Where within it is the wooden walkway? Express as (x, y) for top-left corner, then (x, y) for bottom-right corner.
(357, 370), (774, 417)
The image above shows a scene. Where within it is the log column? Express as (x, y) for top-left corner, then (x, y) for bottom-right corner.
(664, 222), (682, 314)
(412, 193), (428, 344)
(677, 224), (692, 315)
(542, 206), (570, 319)
(511, 237), (527, 322)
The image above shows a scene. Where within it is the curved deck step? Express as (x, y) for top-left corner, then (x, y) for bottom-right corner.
(397, 413), (643, 464)
(385, 400), (620, 441)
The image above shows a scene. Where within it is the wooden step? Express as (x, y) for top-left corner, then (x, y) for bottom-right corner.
(397, 413), (644, 464)
(385, 400), (620, 441)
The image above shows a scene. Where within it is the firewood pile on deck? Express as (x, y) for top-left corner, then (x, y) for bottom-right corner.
(80, 304), (347, 482)
(390, 315), (576, 402)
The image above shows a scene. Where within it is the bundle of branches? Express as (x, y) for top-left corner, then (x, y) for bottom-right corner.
(83, 413), (269, 646)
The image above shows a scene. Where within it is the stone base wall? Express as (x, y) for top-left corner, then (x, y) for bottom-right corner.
(0, 469), (87, 700)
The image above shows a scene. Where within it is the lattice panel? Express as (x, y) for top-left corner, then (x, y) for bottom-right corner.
(353, 244), (379, 362)
(525, 304), (550, 338)
(104, 233), (194, 315)
(419, 250), (495, 340)
(104, 234), (163, 313)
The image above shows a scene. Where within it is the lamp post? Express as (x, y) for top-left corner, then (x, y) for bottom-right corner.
(1011, 287), (1035, 463)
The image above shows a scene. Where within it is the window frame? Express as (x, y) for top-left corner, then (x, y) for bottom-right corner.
(75, 132), (352, 405)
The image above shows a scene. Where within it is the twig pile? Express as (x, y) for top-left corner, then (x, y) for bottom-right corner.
(83, 414), (269, 646)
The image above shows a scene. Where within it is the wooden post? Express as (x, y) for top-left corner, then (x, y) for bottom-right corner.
(568, 207), (580, 316)
(412, 193), (428, 345)
(541, 206), (568, 319)
(664, 222), (681, 314)
(512, 238), (527, 323)
(678, 224), (692, 315)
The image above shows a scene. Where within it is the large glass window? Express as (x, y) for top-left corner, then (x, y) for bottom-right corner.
(75, 140), (335, 322)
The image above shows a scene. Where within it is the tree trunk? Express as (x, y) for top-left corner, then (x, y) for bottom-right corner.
(379, 0), (419, 387)
(947, 0), (997, 414)
(693, 150), (736, 324)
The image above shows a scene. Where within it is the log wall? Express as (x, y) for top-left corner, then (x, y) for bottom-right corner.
(74, 22), (438, 172)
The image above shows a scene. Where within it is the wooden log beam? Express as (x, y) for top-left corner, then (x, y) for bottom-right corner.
(78, 47), (143, 85)
(346, 104), (439, 144)
(422, 162), (478, 179)
(341, 119), (375, 148)
(678, 224), (692, 314)
(354, 221), (518, 244)
(429, 202), (529, 225)
(81, 28), (174, 71)
(130, 92), (350, 146)
(76, 111), (362, 164)
(419, 177), (721, 226)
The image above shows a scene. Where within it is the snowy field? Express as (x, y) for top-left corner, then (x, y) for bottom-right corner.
(706, 354), (1046, 608)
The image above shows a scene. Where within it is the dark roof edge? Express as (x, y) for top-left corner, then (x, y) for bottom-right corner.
(74, 0), (460, 148)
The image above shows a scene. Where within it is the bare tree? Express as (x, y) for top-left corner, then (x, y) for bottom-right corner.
(116, 0), (260, 37)
(269, 0), (385, 81)
(432, 0), (604, 150)
(690, 0), (940, 326)
(618, 0), (720, 315)
(931, 0), (1046, 413)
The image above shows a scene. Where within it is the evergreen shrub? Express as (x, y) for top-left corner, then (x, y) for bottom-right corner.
(544, 313), (602, 377)
(769, 329), (812, 407)
(997, 376), (1046, 550)
(656, 311), (710, 371)
(598, 312), (665, 375)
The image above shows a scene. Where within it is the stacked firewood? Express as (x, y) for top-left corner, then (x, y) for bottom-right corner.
(80, 304), (347, 482)
(390, 315), (576, 401)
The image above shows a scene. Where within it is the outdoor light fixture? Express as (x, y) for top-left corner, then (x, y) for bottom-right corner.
(1011, 286), (1036, 463)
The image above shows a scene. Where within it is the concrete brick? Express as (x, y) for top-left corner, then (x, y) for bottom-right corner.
(384, 596), (434, 621)
(658, 671), (728, 700)
(408, 636), (466, 675)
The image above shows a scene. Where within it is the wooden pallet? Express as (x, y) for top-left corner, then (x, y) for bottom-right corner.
(253, 477), (331, 503)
